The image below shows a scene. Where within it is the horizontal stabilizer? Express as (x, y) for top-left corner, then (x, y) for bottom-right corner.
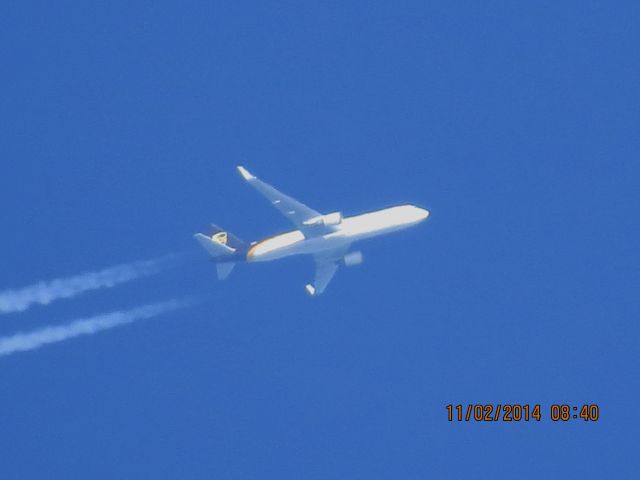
(216, 262), (236, 280)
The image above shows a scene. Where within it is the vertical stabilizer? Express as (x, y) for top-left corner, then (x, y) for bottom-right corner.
(193, 233), (235, 257)
(194, 226), (245, 281)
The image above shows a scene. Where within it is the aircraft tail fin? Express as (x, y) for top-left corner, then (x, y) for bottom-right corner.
(194, 224), (246, 254)
(194, 225), (246, 280)
(207, 224), (247, 250)
(193, 233), (236, 258)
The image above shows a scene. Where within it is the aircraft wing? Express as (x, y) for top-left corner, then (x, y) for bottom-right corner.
(305, 246), (351, 296)
(237, 166), (325, 235)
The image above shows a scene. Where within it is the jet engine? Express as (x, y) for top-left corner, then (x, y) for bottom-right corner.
(322, 211), (343, 226)
(343, 251), (363, 267)
(304, 211), (343, 227)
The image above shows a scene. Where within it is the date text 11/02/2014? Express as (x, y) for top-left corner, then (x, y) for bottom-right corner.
(446, 404), (600, 422)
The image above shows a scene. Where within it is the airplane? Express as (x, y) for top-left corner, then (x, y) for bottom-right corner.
(194, 166), (430, 296)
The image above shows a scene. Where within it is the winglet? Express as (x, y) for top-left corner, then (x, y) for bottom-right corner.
(236, 165), (255, 181)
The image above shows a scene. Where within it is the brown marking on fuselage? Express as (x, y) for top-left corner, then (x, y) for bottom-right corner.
(246, 232), (284, 260)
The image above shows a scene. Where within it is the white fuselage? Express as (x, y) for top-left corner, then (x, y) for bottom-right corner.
(246, 204), (429, 262)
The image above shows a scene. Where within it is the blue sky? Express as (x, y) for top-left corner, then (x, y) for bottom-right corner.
(1, 1), (638, 478)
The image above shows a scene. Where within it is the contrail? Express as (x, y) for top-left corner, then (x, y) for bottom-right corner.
(0, 255), (180, 315)
(0, 298), (195, 357)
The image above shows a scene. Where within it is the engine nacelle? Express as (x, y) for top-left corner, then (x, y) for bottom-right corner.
(343, 251), (363, 267)
(322, 211), (343, 226)
(304, 211), (343, 227)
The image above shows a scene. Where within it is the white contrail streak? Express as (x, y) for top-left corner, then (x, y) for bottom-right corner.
(0, 256), (179, 315)
(0, 299), (194, 357)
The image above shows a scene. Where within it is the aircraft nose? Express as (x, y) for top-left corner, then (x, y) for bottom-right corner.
(415, 207), (430, 222)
